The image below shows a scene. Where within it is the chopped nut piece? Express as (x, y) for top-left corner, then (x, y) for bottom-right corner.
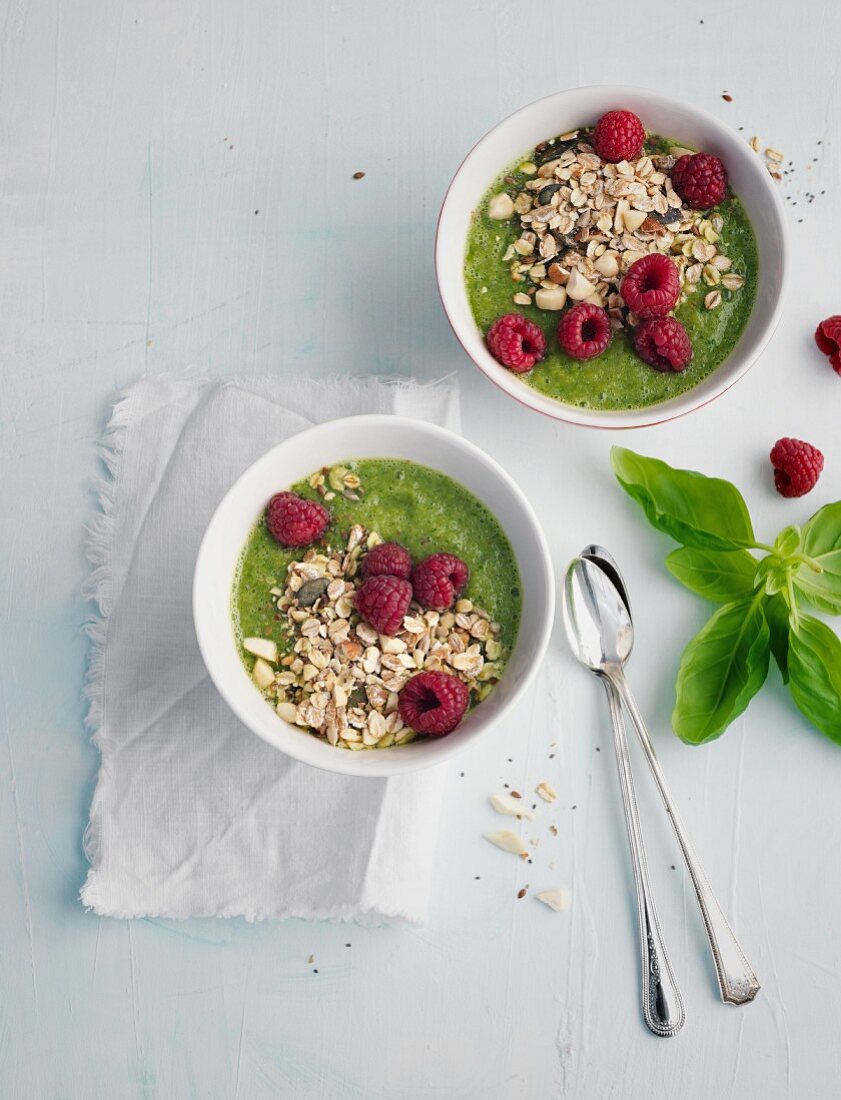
(251, 658), (275, 690)
(484, 831), (528, 858)
(490, 793), (535, 821)
(536, 888), (571, 912)
(536, 782), (557, 803)
(488, 192), (515, 220)
(243, 637), (278, 663)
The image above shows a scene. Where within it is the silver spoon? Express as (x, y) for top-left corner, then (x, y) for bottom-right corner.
(563, 557), (685, 1037)
(570, 551), (760, 1007)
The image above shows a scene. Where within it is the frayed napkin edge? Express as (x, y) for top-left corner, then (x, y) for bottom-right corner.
(79, 381), (139, 876)
(78, 891), (426, 927)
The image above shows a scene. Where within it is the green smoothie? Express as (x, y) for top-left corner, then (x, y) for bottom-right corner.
(465, 133), (759, 410)
(233, 458), (521, 674)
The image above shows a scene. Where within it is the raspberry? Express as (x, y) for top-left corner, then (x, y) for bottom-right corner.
(621, 254), (680, 319)
(398, 670), (470, 736)
(412, 553), (470, 611)
(770, 438), (824, 498)
(556, 303), (612, 360)
(633, 317), (693, 372)
(486, 314), (546, 373)
(671, 152), (728, 209)
(354, 575), (413, 635)
(814, 315), (841, 376)
(362, 541), (412, 580)
(592, 110), (646, 163)
(266, 492), (330, 547)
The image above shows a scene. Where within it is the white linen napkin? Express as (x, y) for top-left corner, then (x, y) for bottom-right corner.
(80, 375), (460, 923)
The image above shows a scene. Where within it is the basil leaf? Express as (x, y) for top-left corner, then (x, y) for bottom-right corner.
(666, 547), (758, 603)
(755, 555), (789, 596)
(611, 447), (755, 551)
(795, 502), (841, 614)
(788, 615), (841, 743)
(672, 599), (770, 744)
(774, 525), (802, 557)
(764, 593), (791, 683)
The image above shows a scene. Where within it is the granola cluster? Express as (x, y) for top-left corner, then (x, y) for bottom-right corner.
(252, 525), (505, 750)
(496, 130), (745, 323)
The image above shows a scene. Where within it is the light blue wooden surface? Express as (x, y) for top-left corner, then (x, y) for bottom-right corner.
(2, 1), (841, 1096)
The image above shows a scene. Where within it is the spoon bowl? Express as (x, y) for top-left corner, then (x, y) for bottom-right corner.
(563, 556), (634, 673)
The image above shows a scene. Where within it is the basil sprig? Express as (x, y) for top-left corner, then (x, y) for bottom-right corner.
(611, 447), (841, 745)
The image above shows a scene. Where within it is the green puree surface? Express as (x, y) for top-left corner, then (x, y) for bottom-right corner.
(465, 135), (759, 411)
(233, 458), (522, 670)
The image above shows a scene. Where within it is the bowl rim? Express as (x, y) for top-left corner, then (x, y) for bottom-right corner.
(192, 413), (556, 777)
(435, 83), (790, 430)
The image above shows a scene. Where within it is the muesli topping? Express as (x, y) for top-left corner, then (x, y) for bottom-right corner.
(250, 526), (505, 749)
(491, 130), (744, 327)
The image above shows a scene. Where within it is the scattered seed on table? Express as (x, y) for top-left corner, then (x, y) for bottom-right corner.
(517, 887), (528, 899)
(353, 171), (365, 179)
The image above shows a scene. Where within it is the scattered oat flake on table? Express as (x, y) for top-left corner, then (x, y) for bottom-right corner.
(536, 782), (556, 803)
(489, 793), (535, 820)
(484, 830), (528, 858)
(535, 888), (571, 912)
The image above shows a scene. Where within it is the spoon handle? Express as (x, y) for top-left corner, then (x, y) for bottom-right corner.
(610, 674), (761, 1007)
(601, 678), (685, 1037)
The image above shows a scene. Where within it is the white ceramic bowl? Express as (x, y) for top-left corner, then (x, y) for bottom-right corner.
(193, 415), (554, 777)
(436, 85), (789, 429)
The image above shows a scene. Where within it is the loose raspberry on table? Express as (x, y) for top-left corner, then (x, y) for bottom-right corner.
(556, 303), (612, 361)
(671, 152), (728, 209)
(486, 314), (546, 373)
(362, 541), (412, 580)
(633, 317), (693, 372)
(814, 315), (841, 376)
(592, 110), (646, 163)
(267, 492), (330, 547)
(354, 575), (413, 636)
(412, 553), (470, 611)
(621, 254), (680, 319)
(398, 670), (470, 736)
(770, 438), (824, 498)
